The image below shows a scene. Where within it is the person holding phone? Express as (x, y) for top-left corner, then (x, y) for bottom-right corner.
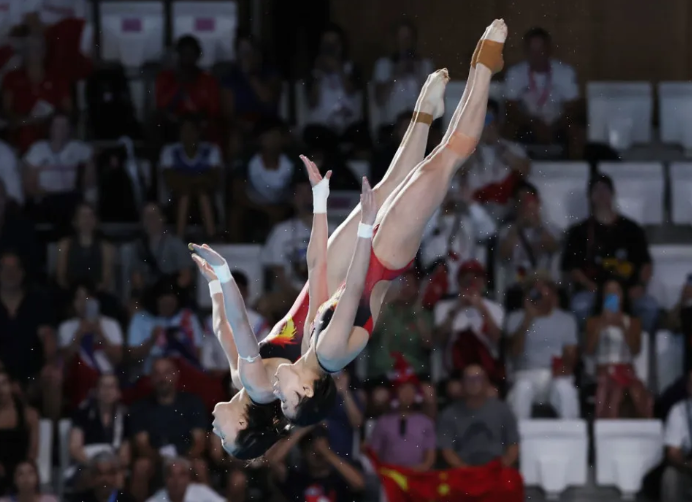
(586, 277), (652, 419)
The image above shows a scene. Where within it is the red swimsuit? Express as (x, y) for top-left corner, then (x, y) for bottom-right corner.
(259, 283), (310, 363)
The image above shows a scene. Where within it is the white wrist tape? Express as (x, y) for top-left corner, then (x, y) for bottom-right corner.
(312, 177), (330, 214)
(208, 280), (222, 296)
(212, 263), (232, 283)
(357, 223), (373, 239)
(239, 353), (260, 363)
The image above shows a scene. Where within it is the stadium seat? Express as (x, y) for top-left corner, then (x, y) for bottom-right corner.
(670, 162), (692, 225)
(442, 80), (504, 130)
(655, 330), (685, 394)
(598, 162), (665, 225)
(587, 82), (653, 150)
(519, 420), (588, 499)
(195, 244), (264, 309)
(594, 420), (663, 499)
(171, 1), (237, 67)
(658, 82), (692, 149)
(649, 244), (692, 310)
(99, 2), (165, 68)
(527, 161), (590, 231)
(38, 419), (53, 486)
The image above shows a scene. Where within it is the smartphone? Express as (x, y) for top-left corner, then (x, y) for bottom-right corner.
(603, 293), (620, 313)
(85, 298), (100, 321)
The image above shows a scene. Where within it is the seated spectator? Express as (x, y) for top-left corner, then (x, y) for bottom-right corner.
(438, 364), (519, 468)
(0, 180), (40, 271)
(0, 140), (22, 205)
(434, 261), (505, 389)
(2, 36), (72, 153)
(97, 141), (149, 223)
(303, 145), (359, 191)
(0, 460), (57, 502)
(160, 115), (222, 238)
(303, 24), (368, 157)
(202, 270), (269, 377)
(0, 370), (39, 496)
(0, 251), (60, 419)
(506, 273), (580, 419)
(369, 380), (436, 470)
(127, 279), (203, 377)
(466, 100), (531, 222)
(56, 203), (116, 292)
(155, 35), (221, 143)
(231, 118), (296, 243)
(130, 203), (193, 303)
(23, 112), (96, 228)
(562, 174), (659, 334)
(129, 358), (208, 502)
(146, 457), (223, 502)
(221, 33), (281, 134)
(67, 374), (130, 490)
(59, 284), (124, 409)
(497, 182), (560, 311)
(586, 278), (652, 419)
(324, 371), (364, 460)
(267, 425), (365, 502)
(373, 20), (433, 131)
(70, 451), (137, 502)
(504, 27), (583, 158)
(420, 176), (496, 304)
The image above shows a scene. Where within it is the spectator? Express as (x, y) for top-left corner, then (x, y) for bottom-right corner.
(562, 174), (659, 334)
(267, 426), (365, 502)
(0, 251), (59, 419)
(506, 273), (580, 419)
(0, 139), (22, 205)
(0, 460), (56, 502)
(302, 146), (358, 191)
(155, 35), (221, 142)
(160, 115), (222, 238)
(0, 370), (39, 496)
(221, 33), (281, 134)
(497, 182), (560, 311)
(465, 100), (531, 222)
(373, 20), (433, 130)
(586, 277), (652, 419)
(369, 380), (436, 470)
(2, 36), (72, 153)
(59, 283), (124, 409)
(146, 457), (223, 502)
(420, 176), (496, 303)
(129, 358), (208, 502)
(662, 370), (692, 502)
(303, 24), (368, 156)
(231, 118), (296, 243)
(23, 112), (96, 228)
(0, 180), (39, 271)
(56, 203), (116, 293)
(504, 27), (582, 157)
(130, 203), (193, 301)
(434, 260), (505, 389)
(70, 451), (137, 502)
(127, 279), (203, 376)
(324, 371), (364, 459)
(438, 364), (519, 468)
(67, 374), (130, 490)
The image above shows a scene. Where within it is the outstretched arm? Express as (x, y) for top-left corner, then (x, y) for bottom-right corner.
(316, 178), (377, 371)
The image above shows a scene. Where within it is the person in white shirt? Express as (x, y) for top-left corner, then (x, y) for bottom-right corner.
(504, 27), (583, 158)
(662, 371), (692, 502)
(373, 20), (434, 128)
(146, 457), (224, 502)
(0, 139), (22, 204)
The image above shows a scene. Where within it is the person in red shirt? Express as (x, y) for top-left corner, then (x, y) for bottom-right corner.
(155, 35), (221, 142)
(2, 35), (72, 153)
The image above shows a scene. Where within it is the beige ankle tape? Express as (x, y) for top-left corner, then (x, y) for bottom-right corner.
(412, 111), (433, 126)
(474, 40), (504, 74)
(445, 132), (478, 157)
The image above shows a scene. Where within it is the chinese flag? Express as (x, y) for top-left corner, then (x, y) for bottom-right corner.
(365, 449), (523, 502)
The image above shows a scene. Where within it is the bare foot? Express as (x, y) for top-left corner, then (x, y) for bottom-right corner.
(415, 68), (449, 120)
(484, 18), (508, 44)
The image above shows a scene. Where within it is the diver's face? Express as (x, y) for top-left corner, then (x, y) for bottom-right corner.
(274, 363), (313, 419)
(212, 396), (247, 454)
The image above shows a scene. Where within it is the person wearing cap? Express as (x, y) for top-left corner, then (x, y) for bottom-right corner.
(562, 174), (659, 334)
(434, 260), (505, 388)
(506, 272), (579, 419)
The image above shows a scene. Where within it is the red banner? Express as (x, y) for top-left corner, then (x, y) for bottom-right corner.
(366, 450), (523, 502)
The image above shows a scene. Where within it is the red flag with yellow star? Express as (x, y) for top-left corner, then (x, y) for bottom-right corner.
(365, 449), (523, 502)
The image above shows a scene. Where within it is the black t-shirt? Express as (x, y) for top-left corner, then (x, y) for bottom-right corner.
(71, 401), (130, 448)
(561, 216), (651, 290)
(279, 466), (357, 502)
(129, 392), (207, 455)
(0, 288), (54, 382)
